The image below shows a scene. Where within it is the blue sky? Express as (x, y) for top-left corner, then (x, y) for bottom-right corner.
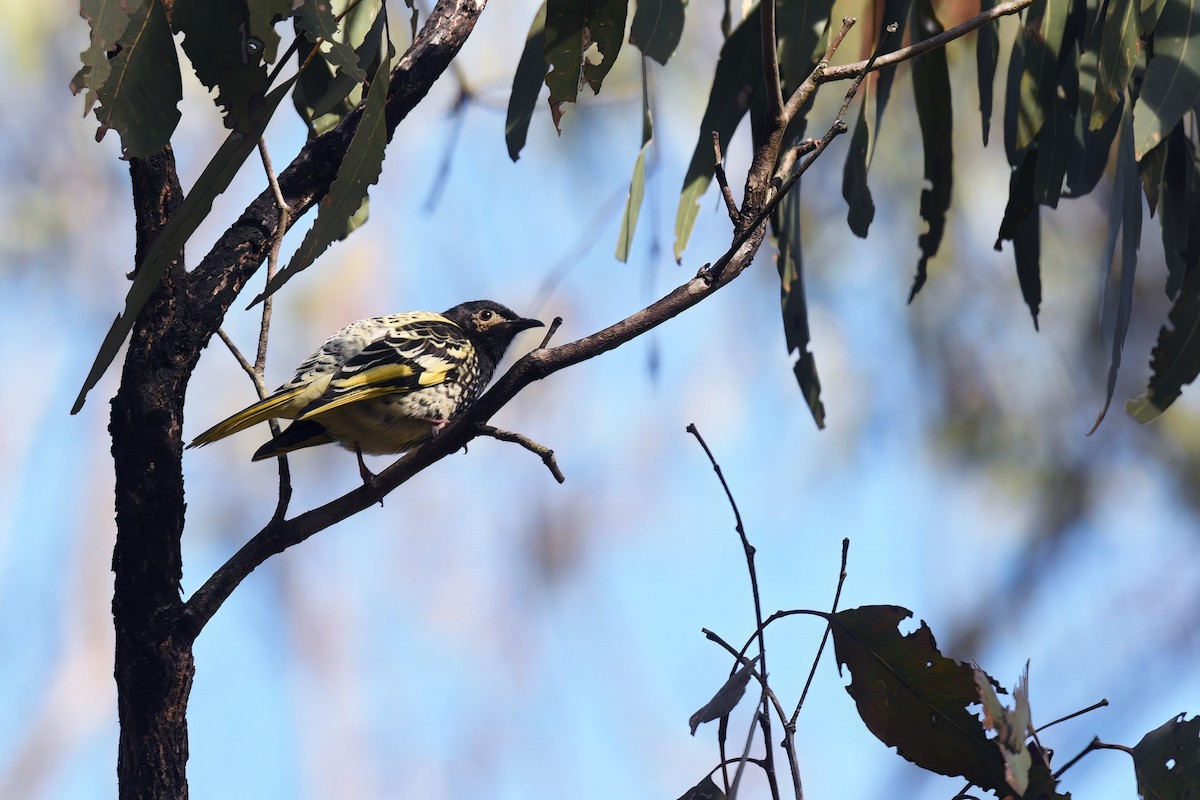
(1, 2), (1198, 799)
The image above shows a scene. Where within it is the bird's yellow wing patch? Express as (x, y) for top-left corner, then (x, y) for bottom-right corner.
(188, 383), (315, 447)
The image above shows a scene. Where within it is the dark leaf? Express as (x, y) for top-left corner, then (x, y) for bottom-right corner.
(773, 190), (825, 428)
(1130, 714), (1200, 799)
(995, 149), (1042, 328)
(1024, 743), (1072, 800)
(544, 0), (628, 127)
(1128, 231), (1200, 422)
(173, 0), (271, 133)
(70, 0), (141, 116)
(1067, 38), (1121, 195)
(1159, 123), (1197, 297)
(1003, 14), (1028, 165)
(92, 0), (182, 158)
(673, 10), (762, 261)
(829, 606), (1008, 793)
(1132, 0), (1200, 159)
(875, 0), (913, 147)
(676, 776), (726, 800)
(73, 77), (297, 414)
(1016, 0), (1067, 150)
(1142, 0), (1171, 33)
(842, 103), (875, 237)
(978, 0), (1000, 145)
(776, 0), (836, 92)
(257, 44), (393, 305)
(1140, 136), (1168, 215)
(908, 0), (953, 302)
(506, 2), (549, 160)
(1033, 53), (1080, 206)
(293, 2), (387, 138)
(245, 0), (292, 63)
(294, 0), (367, 83)
(629, 0), (685, 65)
(688, 656), (759, 735)
(1091, 0), (1139, 130)
(1091, 106), (1141, 432)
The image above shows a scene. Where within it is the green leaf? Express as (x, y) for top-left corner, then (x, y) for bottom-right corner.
(774, 191), (825, 428)
(1091, 105), (1141, 433)
(544, 0), (628, 128)
(616, 62), (654, 263)
(995, 148), (1042, 328)
(173, 0), (271, 132)
(92, 0), (182, 158)
(1091, 0), (1140, 130)
(70, 0), (145, 116)
(1142, 0), (1172, 37)
(1128, 263), (1200, 421)
(977, 0), (1000, 145)
(245, 0), (292, 63)
(72, 77), (297, 414)
(673, 10), (762, 262)
(1067, 33), (1121, 196)
(629, 0), (686, 65)
(1133, 0), (1200, 159)
(829, 606), (1008, 793)
(294, 0), (367, 83)
(842, 103), (874, 237)
(293, 2), (386, 138)
(1140, 136), (1168, 214)
(1016, 0), (1069, 150)
(908, 0), (953, 302)
(256, 45), (393, 305)
(506, 2), (549, 161)
(1130, 714), (1200, 798)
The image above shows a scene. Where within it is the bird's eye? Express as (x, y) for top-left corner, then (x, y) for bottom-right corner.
(478, 310), (494, 322)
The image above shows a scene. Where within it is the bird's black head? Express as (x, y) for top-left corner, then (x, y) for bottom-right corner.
(443, 300), (544, 365)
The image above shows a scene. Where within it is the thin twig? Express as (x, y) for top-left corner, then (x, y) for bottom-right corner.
(760, 0), (784, 126)
(818, 0), (1036, 85)
(538, 317), (563, 349)
(730, 705), (766, 800)
(713, 131), (740, 223)
(1053, 737), (1133, 780)
(1036, 698), (1110, 733)
(474, 425), (564, 483)
(781, 17), (858, 124)
(792, 538), (849, 723)
(688, 424), (780, 800)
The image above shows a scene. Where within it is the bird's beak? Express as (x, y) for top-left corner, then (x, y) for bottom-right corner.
(508, 317), (545, 333)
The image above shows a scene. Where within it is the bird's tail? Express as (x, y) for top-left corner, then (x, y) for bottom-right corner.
(187, 386), (309, 448)
(251, 420), (335, 461)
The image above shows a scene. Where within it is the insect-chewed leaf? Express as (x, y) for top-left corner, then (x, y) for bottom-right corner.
(73, 76), (297, 415)
(1132, 0), (1200, 160)
(1091, 106), (1141, 433)
(673, 10), (761, 262)
(258, 44), (393, 306)
(974, 663), (1033, 796)
(908, 0), (952, 302)
(70, 0), (145, 116)
(773, 191), (825, 428)
(246, 0), (292, 63)
(543, 0), (628, 129)
(1091, 0), (1140, 131)
(506, 2), (549, 161)
(92, 0), (182, 158)
(1131, 714), (1200, 799)
(294, 0), (367, 83)
(629, 0), (685, 65)
(829, 606), (1009, 793)
(173, 0), (272, 133)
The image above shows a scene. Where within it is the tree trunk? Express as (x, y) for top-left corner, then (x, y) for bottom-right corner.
(111, 147), (195, 800)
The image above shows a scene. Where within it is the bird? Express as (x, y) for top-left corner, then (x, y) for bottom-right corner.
(187, 300), (544, 475)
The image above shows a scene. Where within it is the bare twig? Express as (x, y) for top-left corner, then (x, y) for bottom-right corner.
(713, 131), (740, 223)
(730, 706), (767, 800)
(688, 424), (780, 800)
(1036, 698), (1110, 733)
(781, 16), (857, 124)
(792, 538), (849, 722)
(475, 425), (564, 483)
(761, 0), (784, 126)
(538, 317), (563, 349)
(819, 0), (1036, 85)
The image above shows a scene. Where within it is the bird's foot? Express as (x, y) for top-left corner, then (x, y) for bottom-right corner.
(356, 445), (384, 505)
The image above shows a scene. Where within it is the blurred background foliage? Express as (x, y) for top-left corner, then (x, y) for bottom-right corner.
(1, 0), (1198, 798)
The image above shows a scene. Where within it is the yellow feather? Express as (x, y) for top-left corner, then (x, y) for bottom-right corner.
(188, 384), (313, 447)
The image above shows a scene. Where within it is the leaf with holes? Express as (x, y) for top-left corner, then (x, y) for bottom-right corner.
(1131, 714), (1200, 798)
(975, 664), (1033, 796)
(173, 0), (271, 132)
(70, 0), (145, 116)
(1127, 246), (1200, 423)
(829, 606), (1009, 792)
(544, 0), (628, 129)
